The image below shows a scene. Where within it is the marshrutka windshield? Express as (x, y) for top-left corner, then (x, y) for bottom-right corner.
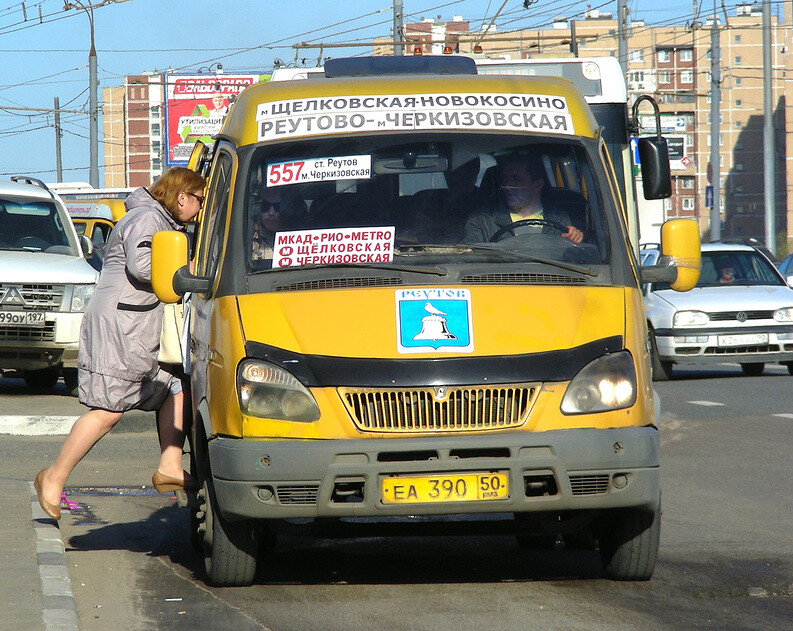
(244, 134), (613, 272)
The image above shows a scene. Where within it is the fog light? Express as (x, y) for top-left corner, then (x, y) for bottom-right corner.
(612, 474), (628, 489)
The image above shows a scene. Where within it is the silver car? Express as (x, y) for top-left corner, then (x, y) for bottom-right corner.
(641, 242), (793, 379)
(0, 177), (98, 393)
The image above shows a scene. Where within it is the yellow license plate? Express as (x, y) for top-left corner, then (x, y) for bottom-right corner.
(381, 471), (509, 504)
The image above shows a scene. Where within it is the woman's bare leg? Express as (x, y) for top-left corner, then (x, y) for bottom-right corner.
(156, 390), (186, 479)
(39, 408), (123, 506)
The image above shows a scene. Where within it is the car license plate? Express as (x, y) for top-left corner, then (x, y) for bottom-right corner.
(381, 471), (509, 505)
(0, 311), (46, 327)
(717, 333), (768, 347)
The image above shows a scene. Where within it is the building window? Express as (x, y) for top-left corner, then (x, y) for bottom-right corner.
(680, 70), (693, 83)
(735, 56), (741, 64)
(734, 77), (742, 86)
(735, 185), (744, 193)
(657, 49), (671, 62)
(151, 123), (161, 136)
(682, 198), (694, 210)
(152, 157), (162, 171)
(680, 177), (694, 189)
(735, 163), (743, 171)
(150, 106), (160, 120)
(706, 113), (723, 124)
(735, 121), (743, 128)
(628, 50), (644, 62)
(679, 48), (693, 62)
(629, 71), (645, 83)
(734, 34), (741, 43)
(151, 140), (161, 153)
(736, 142), (743, 150)
(735, 99), (742, 107)
(657, 71), (670, 84)
(686, 134), (694, 146)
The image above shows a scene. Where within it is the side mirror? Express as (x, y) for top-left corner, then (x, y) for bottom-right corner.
(632, 95), (672, 200)
(639, 219), (701, 291)
(638, 136), (672, 199)
(79, 234), (94, 257)
(151, 231), (211, 302)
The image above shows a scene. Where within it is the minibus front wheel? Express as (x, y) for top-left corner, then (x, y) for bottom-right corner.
(199, 475), (258, 587)
(597, 504), (660, 581)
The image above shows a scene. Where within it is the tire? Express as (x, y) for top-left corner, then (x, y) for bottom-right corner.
(200, 477), (258, 587)
(649, 329), (673, 381)
(784, 362), (793, 376)
(23, 367), (60, 389)
(62, 368), (78, 396)
(598, 506), (660, 581)
(740, 362), (764, 376)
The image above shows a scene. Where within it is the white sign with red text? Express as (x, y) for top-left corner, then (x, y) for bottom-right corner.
(272, 226), (395, 268)
(266, 155), (372, 187)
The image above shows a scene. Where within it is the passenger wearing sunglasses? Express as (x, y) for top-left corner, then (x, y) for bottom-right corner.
(250, 185), (307, 264)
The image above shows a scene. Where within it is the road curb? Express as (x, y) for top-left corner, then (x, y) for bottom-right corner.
(29, 482), (79, 631)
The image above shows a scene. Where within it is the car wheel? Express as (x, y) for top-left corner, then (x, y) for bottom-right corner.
(740, 362), (764, 376)
(649, 328), (673, 381)
(23, 367), (60, 389)
(597, 504), (660, 581)
(200, 475), (258, 587)
(62, 368), (78, 396)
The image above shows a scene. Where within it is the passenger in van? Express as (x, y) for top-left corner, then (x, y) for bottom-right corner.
(250, 184), (307, 264)
(34, 167), (206, 520)
(463, 154), (584, 244)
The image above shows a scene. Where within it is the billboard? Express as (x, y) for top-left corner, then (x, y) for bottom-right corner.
(164, 73), (267, 166)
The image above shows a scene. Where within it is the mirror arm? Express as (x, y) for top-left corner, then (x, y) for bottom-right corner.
(173, 265), (211, 295)
(640, 255), (678, 284)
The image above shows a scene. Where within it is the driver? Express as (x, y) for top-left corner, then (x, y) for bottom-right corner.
(463, 154), (583, 244)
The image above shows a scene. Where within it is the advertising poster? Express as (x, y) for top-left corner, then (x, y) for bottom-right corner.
(165, 73), (267, 166)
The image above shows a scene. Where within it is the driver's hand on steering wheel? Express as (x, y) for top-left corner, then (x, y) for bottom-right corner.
(562, 225), (584, 244)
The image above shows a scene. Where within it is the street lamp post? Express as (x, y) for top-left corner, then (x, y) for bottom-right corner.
(64, 1), (101, 187)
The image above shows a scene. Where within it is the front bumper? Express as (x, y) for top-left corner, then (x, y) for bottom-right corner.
(0, 313), (82, 370)
(654, 325), (793, 365)
(208, 427), (660, 521)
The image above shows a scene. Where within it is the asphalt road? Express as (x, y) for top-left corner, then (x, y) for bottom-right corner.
(3, 362), (793, 630)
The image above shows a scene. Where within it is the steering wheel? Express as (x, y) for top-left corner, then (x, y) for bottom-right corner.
(489, 218), (569, 242)
(15, 236), (50, 250)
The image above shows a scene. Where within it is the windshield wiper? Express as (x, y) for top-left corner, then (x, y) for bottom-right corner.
(397, 243), (598, 277)
(252, 262), (448, 276)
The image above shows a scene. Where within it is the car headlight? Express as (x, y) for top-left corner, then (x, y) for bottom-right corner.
(673, 310), (709, 327)
(560, 351), (637, 415)
(70, 284), (95, 311)
(773, 307), (793, 322)
(237, 359), (320, 422)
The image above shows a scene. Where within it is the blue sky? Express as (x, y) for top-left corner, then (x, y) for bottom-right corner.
(0, 0), (734, 183)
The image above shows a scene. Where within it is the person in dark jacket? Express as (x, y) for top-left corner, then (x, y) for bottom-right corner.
(34, 167), (206, 520)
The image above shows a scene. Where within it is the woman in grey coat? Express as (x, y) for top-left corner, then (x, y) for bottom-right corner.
(34, 167), (206, 520)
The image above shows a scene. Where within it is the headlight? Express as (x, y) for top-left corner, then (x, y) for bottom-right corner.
(673, 310), (709, 327)
(560, 351), (637, 415)
(773, 307), (793, 322)
(237, 359), (320, 422)
(70, 284), (95, 311)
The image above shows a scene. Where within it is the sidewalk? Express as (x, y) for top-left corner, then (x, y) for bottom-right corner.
(0, 418), (159, 631)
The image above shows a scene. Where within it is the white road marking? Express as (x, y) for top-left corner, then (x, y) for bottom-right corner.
(0, 416), (78, 436)
(773, 413), (793, 419)
(687, 400), (724, 407)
